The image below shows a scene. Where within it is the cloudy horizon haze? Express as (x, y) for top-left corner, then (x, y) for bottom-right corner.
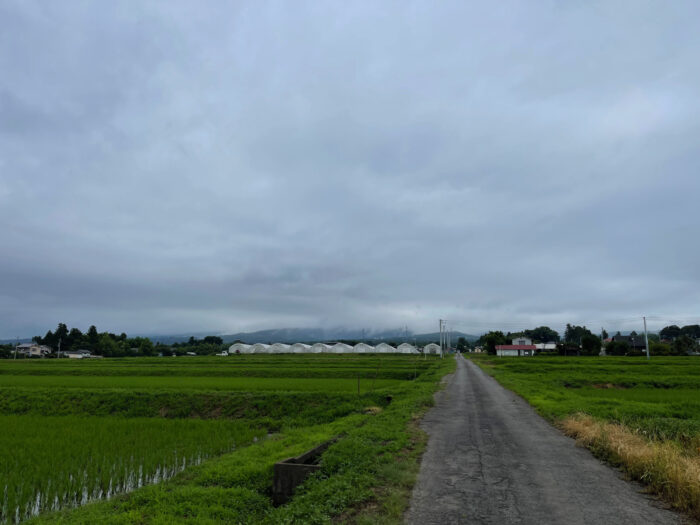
(2, 1), (700, 339)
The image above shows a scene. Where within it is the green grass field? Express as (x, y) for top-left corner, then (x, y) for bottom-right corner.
(470, 355), (700, 442)
(0, 354), (454, 524)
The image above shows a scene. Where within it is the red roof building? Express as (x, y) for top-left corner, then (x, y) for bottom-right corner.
(495, 344), (537, 357)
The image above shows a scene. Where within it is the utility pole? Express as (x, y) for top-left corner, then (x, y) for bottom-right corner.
(601, 327), (605, 356)
(643, 316), (650, 360)
(14, 337), (18, 360)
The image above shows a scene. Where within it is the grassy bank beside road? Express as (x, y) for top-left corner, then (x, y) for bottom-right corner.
(469, 354), (700, 519)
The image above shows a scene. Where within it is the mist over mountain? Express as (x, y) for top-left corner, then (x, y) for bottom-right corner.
(147, 328), (478, 345)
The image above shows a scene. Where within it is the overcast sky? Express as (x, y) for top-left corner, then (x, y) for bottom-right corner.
(2, 1), (699, 338)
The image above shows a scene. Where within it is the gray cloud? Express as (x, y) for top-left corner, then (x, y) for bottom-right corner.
(2, 1), (700, 338)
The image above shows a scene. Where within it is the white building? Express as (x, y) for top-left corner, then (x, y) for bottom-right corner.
(423, 343), (441, 354)
(16, 343), (52, 358)
(290, 343), (311, 353)
(353, 343), (374, 353)
(310, 343), (330, 353)
(397, 343), (418, 354)
(249, 343), (271, 354)
(269, 343), (290, 353)
(229, 343), (251, 354)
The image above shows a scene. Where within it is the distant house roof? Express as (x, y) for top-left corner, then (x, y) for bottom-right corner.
(495, 345), (537, 350)
(611, 335), (646, 348)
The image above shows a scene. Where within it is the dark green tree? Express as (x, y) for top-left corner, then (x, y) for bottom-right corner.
(87, 325), (99, 347)
(659, 325), (682, 340)
(456, 337), (468, 352)
(673, 335), (698, 355)
(480, 331), (507, 355)
(524, 326), (560, 343)
(580, 334), (601, 356)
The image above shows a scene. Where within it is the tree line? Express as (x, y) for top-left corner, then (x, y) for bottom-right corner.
(473, 323), (699, 356)
(0, 324), (229, 358)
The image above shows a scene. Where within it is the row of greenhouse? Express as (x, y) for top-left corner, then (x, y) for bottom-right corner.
(226, 342), (442, 355)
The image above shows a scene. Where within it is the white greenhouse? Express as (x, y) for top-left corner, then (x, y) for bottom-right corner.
(375, 343), (397, 353)
(397, 343), (418, 354)
(423, 343), (441, 354)
(290, 343), (311, 353)
(249, 343), (271, 354)
(269, 343), (290, 353)
(228, 343), (251, 354)
(310, 343), (330, 353)
(353, 343), (374, 353)
(330, 343), (353, 354)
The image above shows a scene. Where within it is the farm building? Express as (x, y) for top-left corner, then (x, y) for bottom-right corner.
(310, 343), (330, 353)
(423, 343), (441, 354)
(249, 344), (271, 354)
(397, 343), (418, 354)
(228, 343), (251, 354)
(269, 343), (290, 353)
(290, 343), (310, 353)
(375, 343), (396, 353)
(496, 344), (537, 357)
(353, 343), (374, 353)
(330, 343), (353, 354)
(64, 349), (93, 359)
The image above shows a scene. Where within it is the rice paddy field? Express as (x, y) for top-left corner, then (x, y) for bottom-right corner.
(0, 354), (454, 524)
(470, 355), (700, 518)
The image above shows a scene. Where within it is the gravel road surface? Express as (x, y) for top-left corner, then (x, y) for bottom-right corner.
(405, 354), (683, 525)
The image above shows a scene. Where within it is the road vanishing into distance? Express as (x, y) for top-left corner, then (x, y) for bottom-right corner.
(405, 354), (684, 525)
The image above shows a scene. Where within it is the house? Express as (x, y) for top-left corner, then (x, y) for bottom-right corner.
(64, 349), (92, 359)
(611, 334), (647, 351)
(16, 343), (52, 358)
(534, 342), (557, 351)
(496, 338), (537, 357)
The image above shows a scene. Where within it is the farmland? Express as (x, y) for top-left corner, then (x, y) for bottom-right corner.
(0, 354), (454, 524)
(470, 355), (700, 518)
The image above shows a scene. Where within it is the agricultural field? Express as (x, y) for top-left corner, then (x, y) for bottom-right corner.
(0, 354), (454, 524)
(470, 355), (700, 518)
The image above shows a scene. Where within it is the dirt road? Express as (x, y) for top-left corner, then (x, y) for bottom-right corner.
(405, 354), (683, 524)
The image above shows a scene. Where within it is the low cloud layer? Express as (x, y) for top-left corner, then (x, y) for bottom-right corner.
(2, 1), (699, 338)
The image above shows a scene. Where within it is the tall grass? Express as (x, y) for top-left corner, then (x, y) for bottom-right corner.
(562, 414), (700, 519)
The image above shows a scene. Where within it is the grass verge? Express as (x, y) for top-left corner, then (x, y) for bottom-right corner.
(561, 414), (700, 520)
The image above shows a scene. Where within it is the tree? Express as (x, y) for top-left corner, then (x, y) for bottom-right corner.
(139, 338), (156, 356)
(55, 323), (69, 348)
(456, 337), (468, 352)
(524, 326), (560, 343)
(601, 329), (609, 340)
(480, 331), (507, 355)
(87, 325), (99, 347)
(673, 335), (698, 355)
(97, 333), (119, 357)
(660, 325), (682, 340)
(68, 328), (84, 348)
(606, 341), (630, 356)
(564, 324), (593, 344)
(202, 336), (223, 345)
(580, 334), (601, 356)
(680, 325), (700, 339)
